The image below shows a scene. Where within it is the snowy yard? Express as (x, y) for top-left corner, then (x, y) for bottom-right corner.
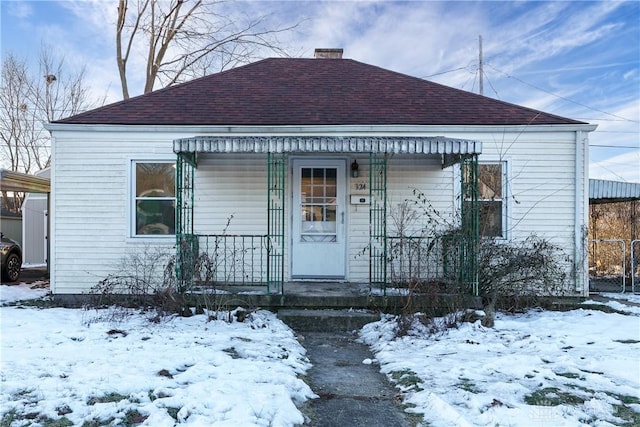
(361, 294), (640, 427)
(0, 285), (314, 426)
(1, 284), (639, 426)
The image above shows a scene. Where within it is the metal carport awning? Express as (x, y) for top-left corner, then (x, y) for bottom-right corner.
(1, 169), (51, 275)
(589, 179), (640, 204)
(173, 135), (483, 158)
(0, 169), (50, 193)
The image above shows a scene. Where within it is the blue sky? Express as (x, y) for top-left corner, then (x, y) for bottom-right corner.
(2, 0), (639, 182)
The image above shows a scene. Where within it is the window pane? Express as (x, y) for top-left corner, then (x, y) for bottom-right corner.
(301, 183), (311, 202)
(325, 205), (336, 222)
(312, 168), (324, 181)
(326, 184), (336, 198)
(479, 201), (502, 237)
(136, 200), (175, 234)
(299, 166), (338, 240)
(479, 164), (502, 199)
(136, 163), (175, 197)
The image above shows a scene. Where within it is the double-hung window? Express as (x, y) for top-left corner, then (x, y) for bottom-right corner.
(464, 161), (507, 238)
(477, 162), (506, 238)
(133, 161), (176, 236)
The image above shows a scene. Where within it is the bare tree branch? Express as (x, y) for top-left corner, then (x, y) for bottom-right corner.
(0, 47), (100, 212)
(115, 0), (298, 99)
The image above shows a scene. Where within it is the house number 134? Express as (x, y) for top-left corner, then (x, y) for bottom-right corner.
(355, 183), (367, 191)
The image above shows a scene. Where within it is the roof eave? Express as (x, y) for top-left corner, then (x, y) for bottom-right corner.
(45, 123), (598, 134)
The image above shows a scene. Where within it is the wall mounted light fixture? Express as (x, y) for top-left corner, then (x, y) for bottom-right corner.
(351, 160), (359, 178)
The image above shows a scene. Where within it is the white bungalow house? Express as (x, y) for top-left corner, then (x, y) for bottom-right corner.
(46, 49), (596, 299)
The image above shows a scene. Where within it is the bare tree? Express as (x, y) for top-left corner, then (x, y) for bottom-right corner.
(590, 200), (640, 281)
(0, 48), (96, 212)
(116, 0), (297, 99)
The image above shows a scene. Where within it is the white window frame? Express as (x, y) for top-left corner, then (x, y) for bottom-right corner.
(477, 160), (509, 239)
(130, 159), (176, 239)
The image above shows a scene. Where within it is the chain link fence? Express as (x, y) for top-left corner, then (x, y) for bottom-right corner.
(589, 239), (626, 293)
(632, 240), (640, 293)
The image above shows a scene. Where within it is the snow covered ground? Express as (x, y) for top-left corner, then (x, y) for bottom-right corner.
(361, 296), (640, 427)
(1, 283), (639, 426)
(0, 285), (314, 426)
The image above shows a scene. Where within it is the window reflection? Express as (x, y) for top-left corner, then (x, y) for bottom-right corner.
(135, 162), (176, 235)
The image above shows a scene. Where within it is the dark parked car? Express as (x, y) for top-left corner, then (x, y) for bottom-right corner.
(1, 233), (22, 282)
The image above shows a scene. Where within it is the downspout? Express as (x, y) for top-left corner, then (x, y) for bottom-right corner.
(575, 130), (589, 296)
(49, 138), (56, 294)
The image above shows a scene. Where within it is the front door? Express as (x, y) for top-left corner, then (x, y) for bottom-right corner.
(291, 158), (347, 279)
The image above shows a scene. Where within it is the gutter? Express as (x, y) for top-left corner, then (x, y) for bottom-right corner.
(44, 123), (599, 135)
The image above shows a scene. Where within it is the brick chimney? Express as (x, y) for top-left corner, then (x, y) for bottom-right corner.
(314, 48), (343, 59)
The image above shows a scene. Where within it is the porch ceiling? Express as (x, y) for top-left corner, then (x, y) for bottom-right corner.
(173, 135), (482, 155)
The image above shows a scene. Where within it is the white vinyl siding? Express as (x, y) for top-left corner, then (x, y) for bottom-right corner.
(49, 126), (587, 294)
(50, 132), (177, 294)
(469, 132), (577, 254)
(193, 154), (268, 235)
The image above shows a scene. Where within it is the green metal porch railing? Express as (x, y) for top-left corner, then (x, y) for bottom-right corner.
(175, 152), (286, 293)
(387, 235), (443, 285)
(384, 155), (479, 295)
(191, 234), (269, 285)
(386, 235), (471, 291)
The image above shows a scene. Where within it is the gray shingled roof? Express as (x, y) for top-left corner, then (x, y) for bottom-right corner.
(55, 58), (587, 127)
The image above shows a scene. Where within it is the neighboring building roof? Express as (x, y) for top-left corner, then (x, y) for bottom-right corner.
(0, 169), (50, 193)
(54, 58), (586, 127)
(589, 179), (640, 204)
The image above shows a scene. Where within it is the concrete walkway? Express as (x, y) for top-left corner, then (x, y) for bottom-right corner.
(298, 331), (418, 427)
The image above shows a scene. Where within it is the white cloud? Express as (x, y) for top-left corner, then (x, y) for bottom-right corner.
(590, 149), (640, 183)
(6, 1), (32, 19)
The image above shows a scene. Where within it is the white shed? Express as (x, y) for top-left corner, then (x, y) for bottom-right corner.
(22, 168), (50, 266)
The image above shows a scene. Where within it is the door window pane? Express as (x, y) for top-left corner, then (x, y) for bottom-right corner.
(300, 167), (338, 242)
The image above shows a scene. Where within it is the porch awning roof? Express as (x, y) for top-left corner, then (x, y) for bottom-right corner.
(173, 136), (482, 155)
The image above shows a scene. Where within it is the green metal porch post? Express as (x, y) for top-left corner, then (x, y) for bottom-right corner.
(175, 152), (196, 293)
(369, 152), (388, 294)
(460, 155), (480, 295)
(267, 152), (286, 294)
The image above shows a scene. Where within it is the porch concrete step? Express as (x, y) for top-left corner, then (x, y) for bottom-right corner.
(278, 309), (380, 332)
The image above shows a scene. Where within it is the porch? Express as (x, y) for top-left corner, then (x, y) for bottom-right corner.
(172, 135), (482, 299)
(190, 281), (481, 314)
